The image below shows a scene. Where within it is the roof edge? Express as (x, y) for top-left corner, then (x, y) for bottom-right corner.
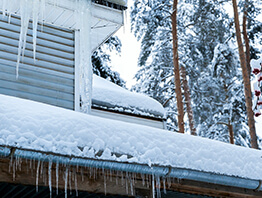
(92, 0), (127, 10)
(0, 145), (261, 192)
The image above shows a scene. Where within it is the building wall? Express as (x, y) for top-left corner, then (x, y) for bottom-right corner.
(0, 14), (75, 110)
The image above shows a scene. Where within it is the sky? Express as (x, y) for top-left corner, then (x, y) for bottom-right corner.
(110, 1), (140, 89)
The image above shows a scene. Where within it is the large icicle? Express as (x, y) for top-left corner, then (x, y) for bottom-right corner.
(48, 160), (52, 198)
(16, 0), (32, 78)
(76, 0), (92, 113)
(32, 0), (40, 61)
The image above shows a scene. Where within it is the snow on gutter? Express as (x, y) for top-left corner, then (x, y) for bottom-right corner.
(1, 145), (262, 192)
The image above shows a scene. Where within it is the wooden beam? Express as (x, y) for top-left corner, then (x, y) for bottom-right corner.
(164, 179), (262, 198)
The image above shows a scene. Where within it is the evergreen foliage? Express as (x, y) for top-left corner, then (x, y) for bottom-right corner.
(92, 36), (126, 87)
(130, 0), (261, 146)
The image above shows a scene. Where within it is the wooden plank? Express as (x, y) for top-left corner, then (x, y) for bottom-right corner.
(165, 178), (262, 198)
(0, 79), (74, 101)
(0, 59), (74, 80)
(0, 88), (74, 109)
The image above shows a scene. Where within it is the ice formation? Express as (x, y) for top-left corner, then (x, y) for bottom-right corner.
(1, 0), (92, 112)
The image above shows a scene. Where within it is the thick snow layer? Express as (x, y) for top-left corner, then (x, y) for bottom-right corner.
(0, 94), (262, 180)
(92, 75), (165, 118)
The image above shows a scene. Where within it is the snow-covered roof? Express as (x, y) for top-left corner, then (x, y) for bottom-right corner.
(92, 75), (165, 119)
(106, 0), (127, 6)
(0, 94), (262, 181)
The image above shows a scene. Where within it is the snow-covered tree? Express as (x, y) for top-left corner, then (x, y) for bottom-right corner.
(232, 0), (258, 149)
(130, 0), (254, 146)
(92, 36), (126, 87)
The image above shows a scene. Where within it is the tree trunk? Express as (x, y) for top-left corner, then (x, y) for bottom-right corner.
(228, 122), (234, 145)
(232, 0), (258, 149)
(172, 0), (184, 133)
(243, 0), (251, 76)
(181, 66), (197, 135)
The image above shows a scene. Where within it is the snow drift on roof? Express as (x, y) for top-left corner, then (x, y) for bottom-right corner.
(0, 94), (262, 180)
(92, 75), (165, 118)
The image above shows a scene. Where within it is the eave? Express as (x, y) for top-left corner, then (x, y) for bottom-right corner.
(0, 0), (125, 52)
(1, 146), (262, 197)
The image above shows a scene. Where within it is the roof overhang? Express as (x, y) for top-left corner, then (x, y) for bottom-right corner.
(1, 146), (262, 197)
(0, 0), (125, 51)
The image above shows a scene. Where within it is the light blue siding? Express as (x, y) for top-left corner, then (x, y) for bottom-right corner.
(0, 14), (75, 110)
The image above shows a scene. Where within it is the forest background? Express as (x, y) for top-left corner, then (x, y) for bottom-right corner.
(92, 0), (262, 148)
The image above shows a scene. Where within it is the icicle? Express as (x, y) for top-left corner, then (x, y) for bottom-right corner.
(48, 160), (52, 198)
(9, 155), (13, 173)
(12, 160), (16, 181)
(69, 170), (72, 195)
(141, 173), (145, 186)
(130, 177), (134, 196)
(125, 172), (129, 194)
(156, 176), (161, 198)
(30, 158), (32, 169)
(32, 0), (40, 62)
(36, 160), (40, 192)
(64, 166), (69, 198)
(74, 170), (78, 197)
(76, 0), (92, 113)
(152, 174), (155, 198)
(80, 167), (84, 182)
(104, 175), (107, 195)
(163, 178), (166, 194)
(167, 177), (171, 188)
(16, 0), (31, 79)
(56, 163), (59, 195)
(121, 171), (124, 186)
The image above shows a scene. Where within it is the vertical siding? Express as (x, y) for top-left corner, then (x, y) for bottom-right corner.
(0, 15), (75, 110)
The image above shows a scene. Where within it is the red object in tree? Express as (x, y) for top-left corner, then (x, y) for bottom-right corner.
(255, 111), (261, 117)
(253, 68), (260, 75)
(258, 76), (262, 82)
(257, 101), (262, 105)
(255, 90), (261, 97)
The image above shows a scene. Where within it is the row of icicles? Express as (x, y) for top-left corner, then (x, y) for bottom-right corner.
(8, 155), (174, 198)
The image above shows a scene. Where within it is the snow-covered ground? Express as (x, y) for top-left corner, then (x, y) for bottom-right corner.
(0, 94), (262, 181)
(93, 75), (165, 118)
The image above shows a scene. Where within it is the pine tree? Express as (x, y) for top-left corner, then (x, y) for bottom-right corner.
(232, 0), (258, 149)
(172, 0), (184, 133)
(92, 36), (126, 87)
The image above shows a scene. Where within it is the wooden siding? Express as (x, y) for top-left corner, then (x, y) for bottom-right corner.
(0, 15), (75, 110)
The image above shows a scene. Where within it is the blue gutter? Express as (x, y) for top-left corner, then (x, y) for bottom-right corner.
(0, 146), (261, 191)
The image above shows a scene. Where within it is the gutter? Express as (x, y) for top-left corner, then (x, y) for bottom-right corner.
(0, 146), (261, 192)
